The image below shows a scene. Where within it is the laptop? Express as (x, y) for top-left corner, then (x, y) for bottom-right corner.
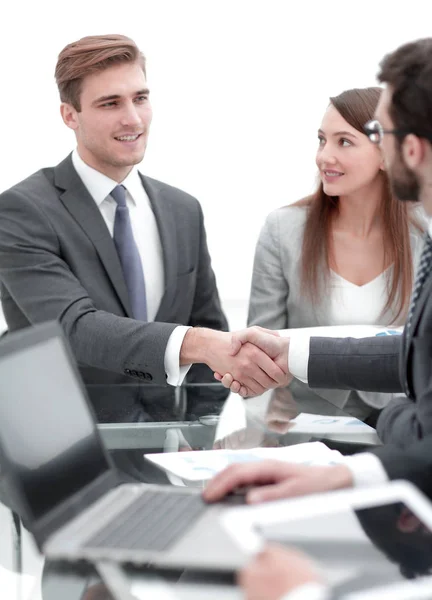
(0, 321), (260, 570)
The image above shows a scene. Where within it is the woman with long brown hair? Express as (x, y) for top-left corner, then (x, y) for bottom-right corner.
(246, 87), (425, 419)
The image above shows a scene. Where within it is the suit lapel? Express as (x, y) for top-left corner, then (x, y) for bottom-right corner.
(54, 155), (133, 317)
(140, 174), (178, 321)
(403, 270), (432, 394)
(407, 270), (432, 349)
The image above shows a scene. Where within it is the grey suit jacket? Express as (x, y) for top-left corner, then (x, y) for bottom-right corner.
(0, 154), (228, 422)
(248, 205), (424, 415)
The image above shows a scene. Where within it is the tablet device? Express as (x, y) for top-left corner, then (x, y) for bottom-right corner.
(222, 481), (432, 598)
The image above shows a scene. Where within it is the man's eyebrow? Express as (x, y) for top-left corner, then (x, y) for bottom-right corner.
(318, 128), (358, 138)
(92, 89), (150, 105)
(93, 94), (121, 105)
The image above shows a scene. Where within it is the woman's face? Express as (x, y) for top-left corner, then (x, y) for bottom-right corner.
(316, 104), (383, 197)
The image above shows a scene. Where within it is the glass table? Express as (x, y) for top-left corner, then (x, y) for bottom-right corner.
(94, 380), (381, 452)
(2, 381), (387, 600)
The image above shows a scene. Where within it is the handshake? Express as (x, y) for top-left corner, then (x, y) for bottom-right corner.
(180, 326), (292, 397)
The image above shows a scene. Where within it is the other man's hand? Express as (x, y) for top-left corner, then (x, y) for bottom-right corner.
(214, 326), (292, 397)
(181, 328), (288, 397)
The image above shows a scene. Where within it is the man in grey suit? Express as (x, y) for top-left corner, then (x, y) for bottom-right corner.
(0, 34), (289, 428)
(218, 37), (432, 451)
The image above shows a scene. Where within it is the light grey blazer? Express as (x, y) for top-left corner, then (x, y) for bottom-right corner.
(248, 204), (426, 413)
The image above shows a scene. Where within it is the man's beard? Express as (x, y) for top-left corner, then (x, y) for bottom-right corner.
(389, 150), (421, 203)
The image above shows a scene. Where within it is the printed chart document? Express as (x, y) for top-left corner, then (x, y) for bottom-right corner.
(144, 441), (344, 482)
(288, 413), (376, 435)
(278, 324), (403, 338)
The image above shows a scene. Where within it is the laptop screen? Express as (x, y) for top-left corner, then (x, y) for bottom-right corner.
(0, 331), (110, 521)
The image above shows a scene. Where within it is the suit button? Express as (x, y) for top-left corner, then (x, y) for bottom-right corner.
(131, 370), (138, 377)
(124, 368), (131, 375)
(144, 372), (153, 381)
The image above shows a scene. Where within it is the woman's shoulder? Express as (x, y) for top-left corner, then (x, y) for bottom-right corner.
(264, 201), (309, 232)
(257, 202), (309, 257)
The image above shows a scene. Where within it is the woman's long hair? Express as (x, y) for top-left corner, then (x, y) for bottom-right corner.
(295, 87), (422, 323)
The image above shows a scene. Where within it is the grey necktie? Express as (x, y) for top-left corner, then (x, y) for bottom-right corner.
(111, 185), (148, 321)
(406, 233), (432, 338)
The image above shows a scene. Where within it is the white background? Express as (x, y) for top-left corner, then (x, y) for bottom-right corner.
(1, 0), (432, 328)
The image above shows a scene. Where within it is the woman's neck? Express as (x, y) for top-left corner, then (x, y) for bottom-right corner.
(332, 176), (386, 238)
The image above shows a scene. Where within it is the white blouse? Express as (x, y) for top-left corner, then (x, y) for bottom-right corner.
(328, 268), (398, 326)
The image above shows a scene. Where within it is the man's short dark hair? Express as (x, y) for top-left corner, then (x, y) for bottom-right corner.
(378, 38), (432, 142)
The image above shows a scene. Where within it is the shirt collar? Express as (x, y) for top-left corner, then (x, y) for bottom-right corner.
(428, 217), (432, 240)
(72, 149), (141, 206)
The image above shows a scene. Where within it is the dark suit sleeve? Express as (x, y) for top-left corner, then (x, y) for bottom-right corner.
(307, 335), (403, 392)
(371, 436), (432, 498)
(0, 189), (177, 384)
(375, 396), (419, 447)
(376, 333), (432, 447)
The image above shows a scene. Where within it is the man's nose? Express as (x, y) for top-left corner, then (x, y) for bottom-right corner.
(120, 102), (142, 127)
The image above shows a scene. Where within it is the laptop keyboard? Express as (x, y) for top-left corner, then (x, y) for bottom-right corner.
(84, 490), (207, 553)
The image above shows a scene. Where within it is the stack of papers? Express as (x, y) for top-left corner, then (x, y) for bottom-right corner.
(145, 441), (344, 482)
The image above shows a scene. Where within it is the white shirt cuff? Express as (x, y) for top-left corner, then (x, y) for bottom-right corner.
(342, 452), (389, 488)
(164, 326), (192, 386)
(281, 582), (331, 600)
(288, 334), (311, 383)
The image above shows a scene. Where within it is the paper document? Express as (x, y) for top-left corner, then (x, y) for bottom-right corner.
(288, 413), (375, 435)
(278, 324), (403, 338)
(144, 441), (343, 481)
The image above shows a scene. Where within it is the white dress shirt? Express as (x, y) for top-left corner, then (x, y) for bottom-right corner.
(71, 150), (190, 385)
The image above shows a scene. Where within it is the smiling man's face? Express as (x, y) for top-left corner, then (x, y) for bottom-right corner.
(61, 61), (153, 181)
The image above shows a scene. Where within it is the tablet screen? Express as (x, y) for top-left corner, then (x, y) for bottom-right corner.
(259, 501), (432, 596)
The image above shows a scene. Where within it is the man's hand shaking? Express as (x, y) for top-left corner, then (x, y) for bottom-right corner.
(180, 326), (292, 398)
(214, 326), (293, 397)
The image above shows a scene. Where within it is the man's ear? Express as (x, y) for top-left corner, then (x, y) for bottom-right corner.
(60, 103), (79, 131)
(401, 134), (425, 170)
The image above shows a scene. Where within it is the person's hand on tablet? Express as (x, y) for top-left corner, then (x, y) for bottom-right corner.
(238, 544), (325, 600)
(203, 460), (353, 504)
